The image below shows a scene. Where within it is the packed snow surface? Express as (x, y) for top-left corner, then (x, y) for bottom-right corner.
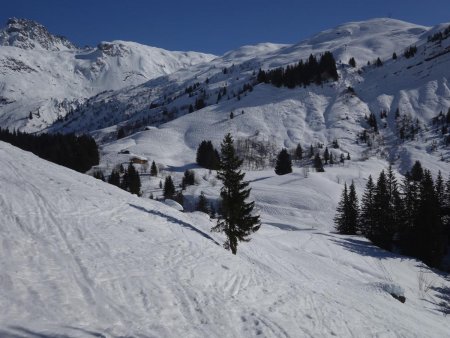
(1, 142), (449, 337)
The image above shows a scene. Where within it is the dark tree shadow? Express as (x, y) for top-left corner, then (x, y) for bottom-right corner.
(266, 222), (316, 232)
(129, 203), (220, 246)
(431, 274), (450, 315)
(165, 162), (199, 173)
(330, 237), (396, 260)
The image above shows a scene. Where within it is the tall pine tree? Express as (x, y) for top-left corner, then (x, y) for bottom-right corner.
(212, 133), (260, 254)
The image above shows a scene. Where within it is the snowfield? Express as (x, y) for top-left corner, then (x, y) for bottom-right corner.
(1, 142), (449, 337)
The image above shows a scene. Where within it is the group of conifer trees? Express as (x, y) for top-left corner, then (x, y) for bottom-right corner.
(107, 163), (141, 196)
(335, 162), (449, 268)
(0, 128), (99, 173)
(256, 51), (338, 88)
(196, 140), (220, 170)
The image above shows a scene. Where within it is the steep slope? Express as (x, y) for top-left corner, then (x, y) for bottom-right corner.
(1, 142), (450, 337)
(49, 18), (431, 135)
(0, 18), (216, 132)
(58, 19), (449, 177)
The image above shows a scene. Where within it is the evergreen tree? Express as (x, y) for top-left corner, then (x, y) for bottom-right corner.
(443, 175), (450, 244)
(196, 191), (209, 213)
(415, 170), (446, 267)
(335, 183), (349, 233)
(309, 144), (314, 158)
(393, 52), (397, 60)
(196, 140), (220, 170)
(314, 153), (325, 172)
(335, 182), (359, 235)
(347, 181), (359, 235)
(329, 153), (334, 165)
(359, 175), (376, 236)
(410, 161), (424, 181)
(108, 169), (121, 187)
(163, 176), (176, 199)
(93, 170), (105, 181)
(295, 143), (303, 160)
(349, 57), (356, 68)
(323, 147), (330, 164)
(127, 163), (141, 196)
(340, 153), (345, 164)
(173, 190), (184, 206)
(370, 170), (394, 250)
(212, 133), (260, 255)
(150, 160), (158, 176)
(376, 57), (383, 67)
(182, 169), (195, 189)
(386, 165), (403, 240)
(275, 148), (292, 175)
(346, 153), (351, 160)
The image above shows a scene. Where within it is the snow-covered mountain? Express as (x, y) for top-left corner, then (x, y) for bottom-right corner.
(0, 18), (216, 132)
(48, 18), (449, 174)
(1, 17), (450, 337)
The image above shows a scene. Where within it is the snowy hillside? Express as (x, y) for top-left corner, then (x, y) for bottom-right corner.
(50, 18), (450, 178)
(1, 140), (450, 337)
(0, 18), (215, 132)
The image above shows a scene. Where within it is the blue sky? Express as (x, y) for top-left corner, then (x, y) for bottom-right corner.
(1, 0), (449, 55)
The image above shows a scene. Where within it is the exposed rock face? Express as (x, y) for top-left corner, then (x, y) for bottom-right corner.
(0, 18), (76, 51)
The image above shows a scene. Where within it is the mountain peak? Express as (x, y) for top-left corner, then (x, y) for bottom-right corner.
(0, 17), (76, 51)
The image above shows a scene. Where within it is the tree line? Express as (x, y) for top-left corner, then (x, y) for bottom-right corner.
(256, 51), (338, 88)
(0, 128), (99, 173)
(335, 162), (449, 269)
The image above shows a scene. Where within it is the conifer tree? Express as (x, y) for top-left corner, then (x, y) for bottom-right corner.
(163, 176), (175, 199)
(108, 169), (121, 187)
(335, 183), (349, 233)
(335, 182), (358, 235)
(314, 153), (325, 172)
(196, 191), (209, 213)
(212, 133), (260, 255)
(309, 144), (314, 158)
(93, 170), (105, 181)
(150, 160), (158, 176)
(349, 57), (356, 68)
(295, 143), (303, 160)
(370, 170), (394, 250)
(275, 148), (292, 175)
(196, 140), (220, 170)
(323, 147), (330, 164)
(415, 170), (446, 267)
(182, 169), (195, 189)
(359, 175), (376, 236)
(127, 163), (141, 196)
(347, 181), (359, 235)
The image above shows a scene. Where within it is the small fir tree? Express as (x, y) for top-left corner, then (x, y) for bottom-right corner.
(196, 192), (209, 213)
(313, 153), (325, 172)
(150, 161), (158, 176)
(163, 176), (175, 199)
(275, 148), (292, 175)
(295, 143), (303, 160)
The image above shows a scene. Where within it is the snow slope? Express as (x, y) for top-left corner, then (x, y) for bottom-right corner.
(50, 18), (450, 172)
(1, 140), (450, 337)
(0, 18), (215, 132)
